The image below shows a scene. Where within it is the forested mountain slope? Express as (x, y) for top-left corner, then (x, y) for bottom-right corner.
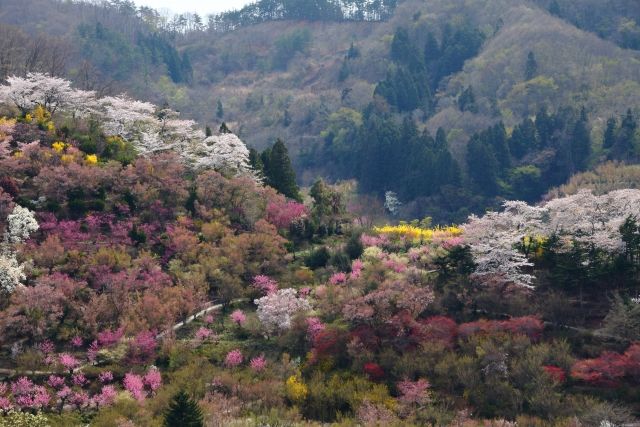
(2, 0), (640, 221)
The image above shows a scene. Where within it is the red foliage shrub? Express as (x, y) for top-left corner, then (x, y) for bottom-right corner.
(313, 329), (343, 359)
(418, 316), (458, 348)
(571, 352), (628, 386)
(458, 316), (543, 341)
(363, 362), (385, 381)
(350, 325), (380, 351)
(543, 365), (566, 383)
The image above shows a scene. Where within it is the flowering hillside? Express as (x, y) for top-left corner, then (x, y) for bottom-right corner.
(0, 80), (639, 425)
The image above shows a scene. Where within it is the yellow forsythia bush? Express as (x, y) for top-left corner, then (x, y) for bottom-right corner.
(285, 374), (308, 403)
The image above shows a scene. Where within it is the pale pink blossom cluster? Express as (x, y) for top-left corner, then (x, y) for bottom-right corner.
(397, 378), (431, 406)
(255, 288), (312, 335)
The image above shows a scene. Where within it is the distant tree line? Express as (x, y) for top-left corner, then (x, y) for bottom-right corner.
(207, 0), (400, 32)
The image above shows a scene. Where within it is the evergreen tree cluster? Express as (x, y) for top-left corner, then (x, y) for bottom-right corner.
(467, 107), (593, 201)
(374, 24), (485, 113)
(356, 111), (460, 202)
(251, 139), (302, 201)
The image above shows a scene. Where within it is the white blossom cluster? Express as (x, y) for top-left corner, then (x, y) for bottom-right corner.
(1, 205), (38, 293)
(254, 288), (311, 336)
(6, 205), (40, 244)
(0, 73), (254, 178)
(463, 189), (640, 288)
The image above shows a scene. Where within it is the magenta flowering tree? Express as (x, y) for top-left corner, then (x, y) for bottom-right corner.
(123, 372), (146, 401)
(230, 309), (247, 326)
(126, 330), (157, 365)
(266, 200), (307, 231)
(306, 317), (326, 340)
(143, 367), (162, 394)
(252, 275), (278, 295)
(250, 355), (267, 372)
(58, 353), (79, 373)
(98, 371), (114, 384)
(329, 272), (348, 285)
(225, 349), (244, 368)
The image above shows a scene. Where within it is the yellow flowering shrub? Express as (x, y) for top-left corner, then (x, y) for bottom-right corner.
(61, 154), (75, 164)
(373, 224), (463, 242)
(52, 141), (67, 153)
(24, 114), (33, 123)
(34, 105), (50, 125)
(285, 374), (308, 403)
(85, 154), (98, 165)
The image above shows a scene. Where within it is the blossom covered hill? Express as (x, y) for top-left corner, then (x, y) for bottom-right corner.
(0, 75), (639, 425)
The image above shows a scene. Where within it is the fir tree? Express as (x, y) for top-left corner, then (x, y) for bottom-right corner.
(216, 99), (224, 119)
(571, 107), (591, 171)
(265, 139), (301, 201)
(164, 391), (204, 427)
(603, 117), (617, 149)
(525, 51), (538, 80)
(219, 122), (231, 134)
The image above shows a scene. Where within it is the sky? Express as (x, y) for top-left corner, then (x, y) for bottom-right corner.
(134, 0), (254, 15)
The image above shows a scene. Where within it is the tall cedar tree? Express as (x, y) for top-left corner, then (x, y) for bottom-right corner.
(164, 391), (204, 427)
(264, 139), (301, 201)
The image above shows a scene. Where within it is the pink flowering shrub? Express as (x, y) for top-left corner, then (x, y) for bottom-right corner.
(37, 340), (55, 355)
(87, 340), (100, 362)
(397, 378), (430, 406)
(97, 327), (124, 348)
(252, 275), (278, 295)
(94, 385), (117, 407)
(225, 349), (244, 368)
(72, 373), (88, 387)
(59, 353), (79, 372)
(126, 330), (157, 365)
(250, 355), (267, 372)
(266, 200), (307, 230)
(123, 373), (146, 401)
(306, 317), (326, 340)
(230, 309), (247, 326)
(99, 371), (114, 383)
(195, 327), (214, 341)
(351, 259), (364, 279)
(70, 336), (83, 348)
(47, 375), (65, 389)
(143, 367), (162, 393)
(329, 272), (347, 285)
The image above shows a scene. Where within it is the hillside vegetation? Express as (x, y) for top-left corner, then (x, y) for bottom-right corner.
(0, 76), (640, 424)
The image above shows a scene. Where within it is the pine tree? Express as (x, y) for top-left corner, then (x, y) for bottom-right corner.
(525, 51), (538, 80)
(205, 126), (212, 137)
(265, 139), (301, 201)
(164, 391), (204, 427)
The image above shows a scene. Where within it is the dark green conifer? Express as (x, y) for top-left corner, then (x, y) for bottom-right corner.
(164, 391), (204, 427)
